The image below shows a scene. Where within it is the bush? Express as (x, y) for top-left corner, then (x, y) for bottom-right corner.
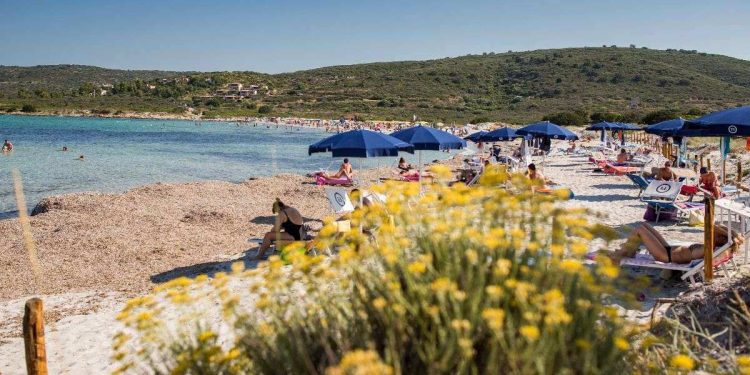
(257, 105), (272, 114)
(642, 109), (680, 124)
(21, 104), (37, 113)
(542, 111), (588, 126)
(114, 168), (633, 374)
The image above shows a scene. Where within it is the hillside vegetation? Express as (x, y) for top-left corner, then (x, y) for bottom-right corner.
(2, 47), (750, 124)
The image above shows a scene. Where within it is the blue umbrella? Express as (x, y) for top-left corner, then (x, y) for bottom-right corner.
(464, 131), (488, 143)
(681, 106), (750, 136)
(390, 125), (466, 151)
(644, 118), (685, 136)
(585, 121), (639, 131)
(479, 127), (523, 142)
(308, 129), (414, 157)
(516, 121), (579, 140)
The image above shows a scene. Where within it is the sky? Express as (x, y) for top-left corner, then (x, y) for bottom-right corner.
(1, 0), (749, 73)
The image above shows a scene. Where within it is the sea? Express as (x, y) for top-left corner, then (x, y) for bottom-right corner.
(0, 115), (456, 218)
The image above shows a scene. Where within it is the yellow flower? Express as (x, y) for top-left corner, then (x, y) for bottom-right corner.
(407, 261), (427, 274)
(485, 285), (503, 299)
(481, 308), (505, 330)
(669, 354), (695, 370)
(372, 297), (387, 309)
(430, 277), (456, 293)
(494, 259), (512, 276)
(519, 325), (540, 341)
(598, 264), (619, 279)
(465, 249), (479, 264)
(560, 259), (583, 273)
(198, 330), (215, 343)
(737, 355), (750, 367)
(614, 337), (630, 350)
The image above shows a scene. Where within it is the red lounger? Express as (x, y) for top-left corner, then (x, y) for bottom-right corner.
(602, 163), (640, 175)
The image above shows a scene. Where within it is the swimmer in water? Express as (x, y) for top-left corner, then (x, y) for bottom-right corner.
(61, 146), (68, 152)
(2, 140), (13, 153)
(78, 155), (85, 160)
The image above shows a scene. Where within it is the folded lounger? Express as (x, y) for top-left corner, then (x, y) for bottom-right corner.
(626, 173), (651, 197)
(641, 180), (692, 222)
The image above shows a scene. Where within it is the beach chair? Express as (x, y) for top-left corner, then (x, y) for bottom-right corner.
(641, 180), (685, 222)
(626, 173), (651, 197)
(619, 240), (738, 284)
(325, 187), (355, 215)
(602, 162), (641, 176)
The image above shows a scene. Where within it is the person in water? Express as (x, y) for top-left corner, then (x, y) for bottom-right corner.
(612, 222), (743, 264)
(78, 155), (85, 161)
(61, 146), (68, 152)
(2, 140), (13, 153)
(255, 199), (304, 259)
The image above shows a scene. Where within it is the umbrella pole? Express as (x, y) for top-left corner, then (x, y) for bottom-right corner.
(419, 150), (423, 191)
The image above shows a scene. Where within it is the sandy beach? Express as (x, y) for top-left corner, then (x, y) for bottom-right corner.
(0, 149), (747, 374)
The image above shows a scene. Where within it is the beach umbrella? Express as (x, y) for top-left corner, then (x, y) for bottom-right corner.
(516, 121), (579, 140)
(680, 106), (750, 136)
(479, 127), (522, 142)
(308, 129), (414, 158)
(390, 125), (466, 151)
(390, 125), (466, 183)
(586, 122), (640, 146)
(644, 118), (685, 136)
(464, 131), (488, 143)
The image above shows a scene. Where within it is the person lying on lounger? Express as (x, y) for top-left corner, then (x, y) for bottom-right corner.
(611, 222), (743, 264)
(254, 198), (305, 260)
(616, 149), (629, 164)
(397, 157), (413, 172)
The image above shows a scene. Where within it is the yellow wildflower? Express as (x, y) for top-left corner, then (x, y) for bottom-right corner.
(481, 308), (505, 330)
(614, 337), (630, 350)
(407, 261), (427, 274)
(372, 297), (387, 309)
(669, 354), (695, 370)
(519, 325), (540, 341)
(560, 259), (583, 273)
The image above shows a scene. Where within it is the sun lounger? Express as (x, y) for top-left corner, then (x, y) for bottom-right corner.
(619, 241), (738, 284)
(602, 162), (642, 176)
(316, 175), (355, 186)
(325, 187), (355, 214)
(626, 173), (651, 197)
(641, 180), (685, 222)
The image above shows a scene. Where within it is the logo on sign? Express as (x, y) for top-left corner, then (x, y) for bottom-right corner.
(334, 192), (345, 206)
(655, 184), (672, 193)
(729, 125), (738, 134)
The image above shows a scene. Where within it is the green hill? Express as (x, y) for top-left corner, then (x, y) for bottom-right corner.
(2, 47), (750, 123)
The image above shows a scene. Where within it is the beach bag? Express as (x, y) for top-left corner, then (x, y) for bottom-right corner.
(643, 205), (677, 222)
(688, 210), (704, 226)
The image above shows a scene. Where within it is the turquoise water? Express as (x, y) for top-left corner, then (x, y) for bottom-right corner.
(0, 115), (452, 217)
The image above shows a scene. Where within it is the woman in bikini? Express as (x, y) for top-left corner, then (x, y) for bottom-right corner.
(699, 167), (721, 199)
(254, 199), (304, 260)
(613, 222), (743, 264)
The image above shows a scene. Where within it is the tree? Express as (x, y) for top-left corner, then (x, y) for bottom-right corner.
(642, 109), (680, 124)
(542, 111), (588, 126)
(21, 104), (37, 113)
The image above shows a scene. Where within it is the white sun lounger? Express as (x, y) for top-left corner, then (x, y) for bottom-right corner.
(619, 240), (738, 284)
(325, 187), (355, 215)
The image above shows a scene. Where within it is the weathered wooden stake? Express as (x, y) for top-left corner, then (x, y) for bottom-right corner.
(708, 159), (711, 170)
(23, 298), (47, 375)
(703, 197), (714, 282)
(738, 162), (743, 183)
(700, 156), (704, 168)
(722, 158), (727, 184)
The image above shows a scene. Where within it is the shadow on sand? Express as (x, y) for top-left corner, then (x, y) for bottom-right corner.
(150, 250), (261, 284)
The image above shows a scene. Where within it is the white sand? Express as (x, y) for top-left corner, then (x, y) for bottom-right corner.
(0, 150), (745, 373)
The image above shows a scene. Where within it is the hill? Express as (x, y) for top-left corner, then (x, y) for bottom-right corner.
(2, 47), (750, 123)
(0, 64), (180, 96)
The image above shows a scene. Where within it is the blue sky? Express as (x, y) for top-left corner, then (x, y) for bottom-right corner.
(1, 0), (748, 73)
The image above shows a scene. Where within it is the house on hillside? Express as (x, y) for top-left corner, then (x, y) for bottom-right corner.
(227, 83), (243, 92)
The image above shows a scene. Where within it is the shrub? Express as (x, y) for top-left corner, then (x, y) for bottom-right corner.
(642, 109), (680, 124)
(114, 168), (633, 374)
(257, 105), (272, 114)
(21, 104), (37, 113)
(542, 111), (588, 126)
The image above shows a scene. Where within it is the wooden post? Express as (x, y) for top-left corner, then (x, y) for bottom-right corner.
(24, 298), (47, 375)
(738, 162), (743, 183)
(700, 156), (704, 168)
(703, 197), (714, 282)
(708, 159), (711, 170)
(722, 158), (727, 184)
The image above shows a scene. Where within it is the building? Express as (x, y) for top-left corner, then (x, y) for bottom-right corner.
(227, 83), (243, 92)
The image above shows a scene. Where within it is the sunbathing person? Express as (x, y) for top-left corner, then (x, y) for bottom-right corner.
(616, 149), (629, 164)
(699, 167), (721, 199)
(612, 222), (743, 264)
(322, 158), (354, 180)
(397, 157), (413, 172)
(254, 199), (304, 260)
(655, 161), (678, 181)
(526, 163), (548, 189)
